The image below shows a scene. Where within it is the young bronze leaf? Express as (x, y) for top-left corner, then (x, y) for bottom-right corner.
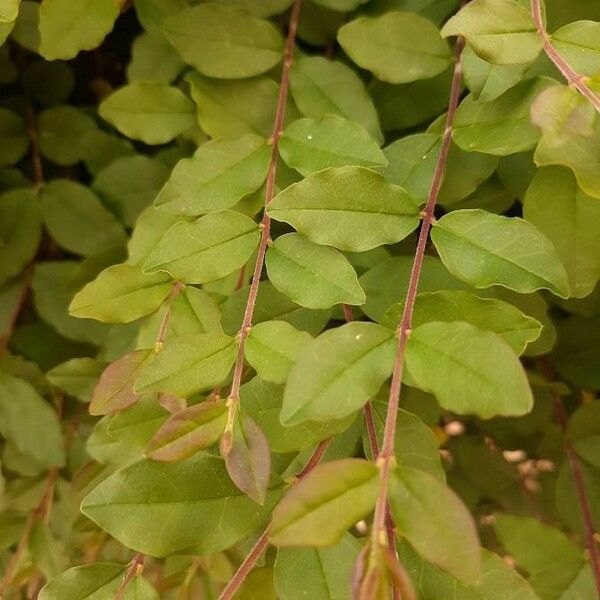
(89, 349), (154, 416)
(269, 459), (379, 546)
(145, 400), (227, 461)
(223, 412), (271, 505)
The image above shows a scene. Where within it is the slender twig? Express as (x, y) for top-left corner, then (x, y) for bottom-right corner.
(0, 468), (58, 595)
(0, 265), (34, 357)
(222, 0), (303, 452)
(218, 438), (331, 600)
(154, 281), (185, 349)
(540, 359), (600, 598)
(368, 33), (467, 577)
(113, 553), (145, 600)
(531, 0), (600, 113)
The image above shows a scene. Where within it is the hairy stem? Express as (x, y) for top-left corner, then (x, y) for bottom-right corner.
(222, 0), (303, 449)
(0, 468), (58, 595)
(530, 0), (600, 113)
(540, 360), (600, 598)
(369, 32), (467, 572)
(218, 438), (331, 600)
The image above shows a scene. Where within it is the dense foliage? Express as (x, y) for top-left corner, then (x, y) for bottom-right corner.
(1, 0), (600, 598)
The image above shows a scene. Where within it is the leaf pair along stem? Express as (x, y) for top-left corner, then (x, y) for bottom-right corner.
(530, 0), (600, 114)
(222, 0), (304, 452)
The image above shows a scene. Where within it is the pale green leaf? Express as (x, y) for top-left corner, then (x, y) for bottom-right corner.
(164, 3), (283, 79)
(389, 466), (481, 583)
(99, 82), (195, 145)
(0, 0), (20, 22)
(39, 0), (119, 60)
(155, 135), (270, 215)
(269, 458), (379, 546)
(268, 166), (419, 252)
(338, 11), (451, 84)
(81, 454), (283, 556)
(551, 20), (600, 76)
(69, 263), (173, 323)
(441, 0), (542, 65)
(431, 209), (570, 297)
(266, 233), (365, 309)
(42, 179), (126, 257)
(47, 358), (106, 403)
(405, 321), (533, 417)
(280, 115), (387, 176)
(142, 211), (260, 284)
(135, 332), (236, 396)
(246, 321), (312, 385)
(281, 321), (395, 425)
(127, 31), (184, 83)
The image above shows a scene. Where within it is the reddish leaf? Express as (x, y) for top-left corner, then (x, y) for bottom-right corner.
(89, 349), (153, 416)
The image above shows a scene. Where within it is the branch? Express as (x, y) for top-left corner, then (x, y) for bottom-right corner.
(0, 468), (58, 595)
(369, 31), (467, 567)
(0, 265), (34, 357)
(218, 438), (331, 600)
(531, 0), (600, 113)
(540, 359), (600, 598)
(114, 553), (145, 600)
(222, 0), (303, 451)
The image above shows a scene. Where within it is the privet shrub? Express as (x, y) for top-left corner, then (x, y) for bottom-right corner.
(0, 0), (599, 598)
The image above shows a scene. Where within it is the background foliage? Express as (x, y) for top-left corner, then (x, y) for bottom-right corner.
(0, 0), (600, 598)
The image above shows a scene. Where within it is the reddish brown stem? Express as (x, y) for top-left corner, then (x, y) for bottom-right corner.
(369, 33), (466, 569)
(0, 468), (58, 595)
(223, 0), (303, 444)
(0, 265), (34, 357)
(531, 0), (600, 113)
(114, 553), (145, 600)
(218, 438), (331, 600)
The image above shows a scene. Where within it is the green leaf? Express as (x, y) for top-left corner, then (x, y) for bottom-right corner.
(89, 349), (154, 416)
(405, 321), (533, 418)
(524, 167), (600, 299)
(365, 400), (445, 481)
(127, 31), (184, 84)
(289, 56), (383, 144)
(494, 514), (585, 599)
(281, 321), (395, 425)
(246, 321), (312, 385)
(127, 206), (180, 265)
(382, 290), (542, 354)
(38, 105), (97, 166)
(431, 209), (571, 297)
(531, 83), (600, 200)
(81, 454), (283, 557)
(47, 357), (106, 403)
(268, 458), (379, 546)
(389, 466), (481, 583)
(568, 401), (600, 468)
(453, 78), (554, 155)
(39, 563), (158, 600)
(165, 4), (284, 79)
(155, 135), (270, 216)
(142, 211), (260, 284)
(69, 263), (173, 323)
(145, 400), (227, 461)
(0, 107), (28, 166)
(187, 72), (288, 139)
(399, 543), (540, 600)
(0, 188), (41, 287)
(383, 133), (497, 206)
(279, 115), (387, 176)
(39, 0), (119, 60)
(338, 11), (451, 84)
(241, 377), (353, 453)
(135, 332), (236, 396)
(41, 179), (126, 257)
(274, 534), (361, 600)
(0, 0), (20, 22)
(0, 371), (65, 468)
(312, 0), (368, 9)
(213, 0), (295, 17)
(93, 155), (170, 227)
(266, 233), (365, 309)
(11, 1), (40, 53)
(99, 82), (195, 145)
(224, 412), (271, 504)
(268, 166), (419, 252)
(551, 20), (600, 76)
(441, 0), (542, 65)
